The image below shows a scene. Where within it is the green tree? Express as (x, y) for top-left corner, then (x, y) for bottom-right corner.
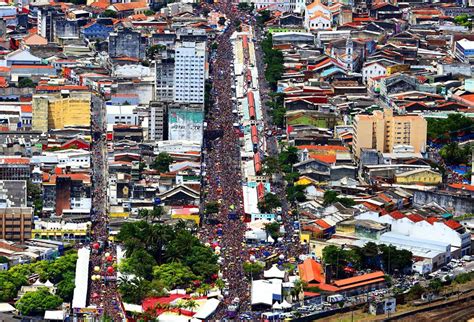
(56, 272), (75, 302)
(243, 261), (265, 278)
(118, 277), (151, 304)
(427, 114), (474, 141)
(153, 262), (197, 289)
(257, 10), (271, 26)
(0, 256), (8, 263)
(15, 288), (63, 316)
(18, 78), (34, 88)
(205, 201), (219, 214)
(286, 184), (307, 203)
(429, 278), (443, 294)
(262, 156), (281, 175)
(102, 9), (117, 18)
(138, 206), (164, 222)
(147, 44), (166, 59)
(183, 299), (199, 312)
(151, 152), (173, 173)
(264, 221), (281, 241)
(144, 9), (155, 16)
(406, 284), (426, 301)
(439, 142), (471, 165)
(183, 246), (218, 280)
(261, 33), (284, 89)
(257, 192), (281, 212)
(378, 245), (412, 274)
(120, 248), (157, 280)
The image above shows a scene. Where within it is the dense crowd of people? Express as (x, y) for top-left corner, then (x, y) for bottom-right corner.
(88, 96), (125, 320)
(199, 2), (307, 319)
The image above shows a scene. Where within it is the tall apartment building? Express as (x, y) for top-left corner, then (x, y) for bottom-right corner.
(37, 7), (64, 42)
(173, 41), (206, 104)
(155, 50), (175, 102)
(32, 92), (91, 132)
(353, 109), (427, 159)
(148, 101), (168, 142)
(0, 207), (33, 242)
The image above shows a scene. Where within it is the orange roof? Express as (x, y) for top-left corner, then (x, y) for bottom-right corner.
(46, 173), (91, 184)
(0, 157), (30, 164)
(111, 1), (147, 11)
(21, 105), (32, 113)
(333, 271), (385, 288)
(315, 219), (332, 229)
(444, 219), (462, 230)
(337, 277), (386, 290)
(461, 94), (474, 103)
(0, 76), (7, 88)
(298, 258), (325, 284)
(309, 154), (336, 164)
(297, 145), (348, 152)
(449, 183), (474, 192)
(11, 65), (53, 69)
(0, 67), (10, 73)
(90, 0), (109, 9)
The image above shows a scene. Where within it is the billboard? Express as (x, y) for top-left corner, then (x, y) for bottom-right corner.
(168, 109), (204, 143)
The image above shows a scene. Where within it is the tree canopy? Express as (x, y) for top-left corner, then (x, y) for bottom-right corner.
(257, 192), (281, 213)
(116, 221), (218, 304)
(0, 251), (77, 302)
(18, 78), (35, 88)
(262, 33), (284, 89)
(427, 114), (474, 142)
(151, 152), (173, 173)
(15, 288), (63, 316)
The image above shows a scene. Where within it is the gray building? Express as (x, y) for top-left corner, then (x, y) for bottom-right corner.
(155, 50), (175, 102)
(37, 7), (64, 42)
(0, 180), (27, 208)
(54, 18), (79, 42)
(148, 101), (168, 142)
(108, 28), (146, 60)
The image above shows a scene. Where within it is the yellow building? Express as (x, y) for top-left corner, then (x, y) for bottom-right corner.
(353, 109), (427, 159)
(32, 92), (91, 132)
(395, 168), (442, 185)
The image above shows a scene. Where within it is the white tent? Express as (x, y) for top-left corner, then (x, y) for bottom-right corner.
(44, 310), (64, 320)
(251, 279), (282, 307)
(123, 303), (143, 313)
(0, 303), (15, 313)
(193, 298), (220, 320)
(281, 299), (292, 310)
(272, 302), (282, 310)
(264, 265), (285, 279)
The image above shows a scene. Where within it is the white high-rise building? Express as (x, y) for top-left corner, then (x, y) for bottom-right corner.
(173, 41), (206, 104)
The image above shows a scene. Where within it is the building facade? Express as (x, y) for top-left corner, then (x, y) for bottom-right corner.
(173, 41), (206, 104)
(0, 207), (32, 242)
(353, 109), (427, 159)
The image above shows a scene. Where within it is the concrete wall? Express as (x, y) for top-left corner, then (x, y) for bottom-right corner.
(413, 190), (474, 216)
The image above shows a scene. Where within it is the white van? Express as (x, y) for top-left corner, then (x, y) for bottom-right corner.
(327, 294), (344, 303)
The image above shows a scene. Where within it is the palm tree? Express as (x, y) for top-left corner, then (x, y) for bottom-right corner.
(173, 301), (185, 315)
(184, 299), (199, 312)
(215, 279), (225, 291)
(291, 279), (307, 303)
(200, 283), (211, 296)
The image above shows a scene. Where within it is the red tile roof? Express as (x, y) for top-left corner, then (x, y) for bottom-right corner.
(389, 211), (405, 220)
(426, 217), (438, 225)
(407, 213), (424, 223)
(444, 219), (462, 230)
